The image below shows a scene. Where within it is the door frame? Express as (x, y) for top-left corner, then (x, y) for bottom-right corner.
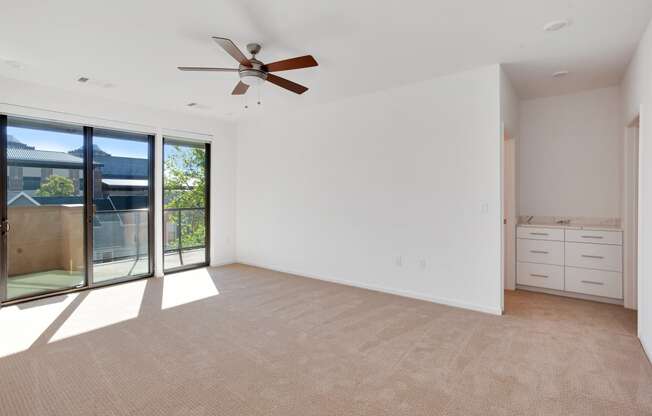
(0, 115), (7, 302)
(624, 117), (640, 310)
(161, 138), (211, 274)
(503, 130), (517, 292)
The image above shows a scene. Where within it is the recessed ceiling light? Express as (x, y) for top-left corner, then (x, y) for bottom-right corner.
(77, 76), (89, 83)
(544, 19), (570, 32)
(552, 70), (570, 78)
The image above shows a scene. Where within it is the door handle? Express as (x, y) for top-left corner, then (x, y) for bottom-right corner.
(0, 219), (9, 235)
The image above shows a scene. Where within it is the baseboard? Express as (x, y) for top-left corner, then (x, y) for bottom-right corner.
(236, 261), (502, 316)
(210, 260), (237, 268)
(641, 336), (652, 365)
(516, 284), (624, 305)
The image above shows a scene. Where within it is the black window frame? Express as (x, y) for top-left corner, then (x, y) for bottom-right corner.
(161, 138), (211, 274)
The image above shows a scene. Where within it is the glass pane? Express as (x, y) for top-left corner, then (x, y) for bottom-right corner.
(92, 130), (150, 283)
(163, 140), (208, 271)
(6, 117), (85, 300)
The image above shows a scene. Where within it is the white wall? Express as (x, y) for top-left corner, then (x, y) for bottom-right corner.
(236, 65), (503, 315)
(518, 87), (622, 218)
(622, 19), (652, 362)
(0, 76), (237, 274)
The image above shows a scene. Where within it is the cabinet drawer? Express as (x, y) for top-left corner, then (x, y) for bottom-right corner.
(565, 267), (622, 299)
(517, 227), (564, 241)
(565, 229), (622, 245)
(565, 242), (622, 272)
(517, 262), (564, 290)
(517, 239), (564, 265)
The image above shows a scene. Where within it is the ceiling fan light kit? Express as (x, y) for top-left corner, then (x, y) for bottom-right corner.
(178, 37), (318, 100)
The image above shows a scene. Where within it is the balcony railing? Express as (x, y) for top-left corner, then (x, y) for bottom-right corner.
(93, 208), (149, 264)
(164, 207), (207, 268)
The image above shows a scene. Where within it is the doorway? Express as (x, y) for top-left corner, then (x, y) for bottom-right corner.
(162, 138), (210, 273)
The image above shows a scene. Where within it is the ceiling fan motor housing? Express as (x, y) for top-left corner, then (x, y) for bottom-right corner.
(239, 57), (267, 86)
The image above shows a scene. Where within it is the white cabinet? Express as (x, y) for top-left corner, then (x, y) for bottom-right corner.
(565, 242), (622, 272)
(517, 239), (564, 265)
(516, 227), (564, 241)
(516, 262), (564, 290)
(516, 225), (623, 300)
(565, 229), (622, 245)
(565, 267), (623, 299)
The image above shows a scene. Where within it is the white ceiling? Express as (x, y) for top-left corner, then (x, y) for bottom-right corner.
(0, 0), (650, 118)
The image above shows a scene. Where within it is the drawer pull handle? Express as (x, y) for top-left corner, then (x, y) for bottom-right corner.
(530, 232), (549, 236)
(530, 273), (549, 278)
(581, 280), (604, 286)
(581, 254), (604, 259)
(530, 250), (549, 254)
(581, 235), (603, 239)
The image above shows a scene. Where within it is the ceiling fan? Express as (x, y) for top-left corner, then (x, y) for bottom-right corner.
(178, 37), (318, 95)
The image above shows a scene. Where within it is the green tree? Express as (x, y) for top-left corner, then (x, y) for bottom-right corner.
(36, 175), (76, 197)
(164, 146), (206, 249)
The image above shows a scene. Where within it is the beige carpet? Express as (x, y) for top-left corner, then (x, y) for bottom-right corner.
(0, 264), (650, 415)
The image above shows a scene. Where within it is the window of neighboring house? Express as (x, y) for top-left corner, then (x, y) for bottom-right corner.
(22, 176), (41, 190)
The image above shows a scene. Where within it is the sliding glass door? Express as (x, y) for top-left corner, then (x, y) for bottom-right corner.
(1, 117), (86, 301)
(163, 139), (210, 272)
(0, 115), (155, 303)
(91, 129), (154, 283)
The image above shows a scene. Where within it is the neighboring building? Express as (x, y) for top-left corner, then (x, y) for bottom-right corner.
(7, 135), (87, 202)
(70, 145), (149, 198)
(7, 136), (149, 205)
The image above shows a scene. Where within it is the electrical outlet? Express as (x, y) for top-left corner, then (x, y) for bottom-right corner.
(481, 202), (489, 214)
(395, 256), (403, 267)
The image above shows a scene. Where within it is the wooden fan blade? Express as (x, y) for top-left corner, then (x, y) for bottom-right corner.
(264, 55), (318, 72)
(212, 37), (251, 67)
(266, 74), (308, 94)
(231, 81), (249, 95)
(178, 67), (239, 72)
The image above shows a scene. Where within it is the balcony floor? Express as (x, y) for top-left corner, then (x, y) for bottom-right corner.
(164, 248), (207, 270)
(7, 256), (150, 300)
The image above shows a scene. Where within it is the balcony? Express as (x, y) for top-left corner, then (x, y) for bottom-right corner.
(6, 205), (150, 299)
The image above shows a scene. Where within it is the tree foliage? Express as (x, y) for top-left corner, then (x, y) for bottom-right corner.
(164, 146), (206, 249)
(36, 175), (76, 197)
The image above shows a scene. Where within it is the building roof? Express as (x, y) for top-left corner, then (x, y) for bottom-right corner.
(8, 147), (84, 168)
(102, 179), (148, 187)
(93, 155), (148, 179)
(7, 135), (33, 150)
(8, 192), (41, 206)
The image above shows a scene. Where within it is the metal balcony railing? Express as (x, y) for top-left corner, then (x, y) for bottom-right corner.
(163, 207), (206, 267)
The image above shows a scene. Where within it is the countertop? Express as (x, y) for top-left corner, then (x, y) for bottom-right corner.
(517, 223), (622, 232)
